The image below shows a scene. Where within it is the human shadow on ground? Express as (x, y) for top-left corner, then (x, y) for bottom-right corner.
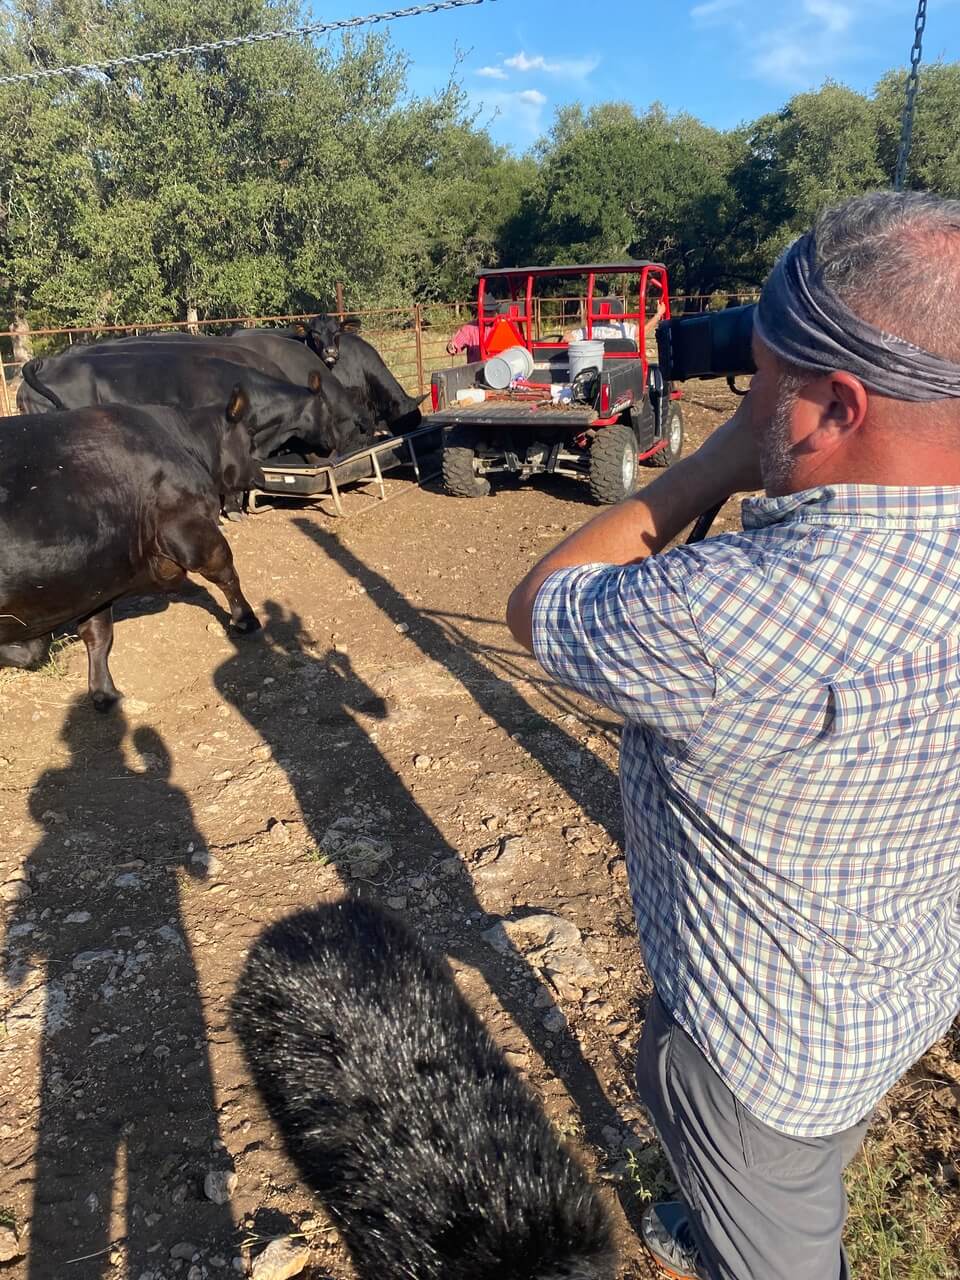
(295, 521), (624, 846)
(2, 702), (236, 1279)
(212, 600), (634, 1218)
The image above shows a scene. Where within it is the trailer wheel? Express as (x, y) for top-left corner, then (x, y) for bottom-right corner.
(442, 428), (491, 498)
(588, 423), (639, 504)
(648, 401), (684, 468)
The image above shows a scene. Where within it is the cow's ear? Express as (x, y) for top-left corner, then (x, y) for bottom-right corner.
(308, 370), (323, 395)
(226, 384), (250, 422)
(291, 322), (307, 337)
(342, 318), (361, 333)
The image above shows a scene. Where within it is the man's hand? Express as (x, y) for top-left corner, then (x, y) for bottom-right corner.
(506, 390), (765, 651)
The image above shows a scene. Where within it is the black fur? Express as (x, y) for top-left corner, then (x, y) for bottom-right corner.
(231, 900), (614, 1280)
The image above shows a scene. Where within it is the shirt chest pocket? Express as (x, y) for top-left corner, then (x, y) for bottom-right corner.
(684, 636), (960, 778)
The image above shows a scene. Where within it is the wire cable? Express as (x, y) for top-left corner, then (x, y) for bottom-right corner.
(0, 0), (496, 88)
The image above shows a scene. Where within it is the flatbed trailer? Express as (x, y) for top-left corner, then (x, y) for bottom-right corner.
(248, 421), (441, 516)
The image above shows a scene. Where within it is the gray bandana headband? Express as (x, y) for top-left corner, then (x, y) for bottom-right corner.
(755, 231), (960, 401)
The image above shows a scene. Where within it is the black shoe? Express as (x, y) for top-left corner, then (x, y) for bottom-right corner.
(640, 1201), (706, 1279)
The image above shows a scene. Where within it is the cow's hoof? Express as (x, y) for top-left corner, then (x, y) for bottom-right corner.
(231, 614), (262, 636)
(224, 510), (244, 523)
(92, 691), (121, 713)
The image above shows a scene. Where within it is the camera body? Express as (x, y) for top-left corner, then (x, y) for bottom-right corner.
(656, 302), (757, 383)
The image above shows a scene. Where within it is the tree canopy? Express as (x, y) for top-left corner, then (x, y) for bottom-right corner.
(0, 0), (958, 327)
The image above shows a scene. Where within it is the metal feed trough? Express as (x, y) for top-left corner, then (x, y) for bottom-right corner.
(248, 421), (440, 517)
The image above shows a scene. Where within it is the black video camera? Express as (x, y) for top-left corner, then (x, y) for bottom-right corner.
(656, 303), (757, 389)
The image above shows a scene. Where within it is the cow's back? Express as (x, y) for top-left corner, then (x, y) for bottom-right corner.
(222, 330), (327, 387)
(334, 333), (421, 430)
(17, 351), (289, 415)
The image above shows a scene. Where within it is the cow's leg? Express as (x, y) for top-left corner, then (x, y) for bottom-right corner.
(0, 635), (52, 670)
(158, 514), (260, 634)
(77, 606), (121, 712)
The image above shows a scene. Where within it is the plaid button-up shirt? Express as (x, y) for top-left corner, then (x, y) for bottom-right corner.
(533, 485), (960, 1137)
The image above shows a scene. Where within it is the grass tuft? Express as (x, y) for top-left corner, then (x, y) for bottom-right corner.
(624, 1144), (676, 1206)
(845, 1147), (958, 1279)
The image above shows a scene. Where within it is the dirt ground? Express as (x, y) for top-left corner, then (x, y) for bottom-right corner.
(1, 383), (958, 1280)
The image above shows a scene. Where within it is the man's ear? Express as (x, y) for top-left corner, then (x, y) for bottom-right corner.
(829, 372), (869, 432)
(797, 371), (868, 451)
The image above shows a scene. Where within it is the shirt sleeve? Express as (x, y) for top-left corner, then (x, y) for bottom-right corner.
(531, 558), (716, 741)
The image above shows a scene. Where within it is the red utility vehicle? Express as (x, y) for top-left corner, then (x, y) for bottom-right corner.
(430, 262), (684, 504)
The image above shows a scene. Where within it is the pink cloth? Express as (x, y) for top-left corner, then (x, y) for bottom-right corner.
(449, 323), (482, 363)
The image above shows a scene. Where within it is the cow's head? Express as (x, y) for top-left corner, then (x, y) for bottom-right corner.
(245, 374), (373, 460)
(299, 370), (375, 457)
(296, 315), (344, 369)
(219, 386), (265, 492)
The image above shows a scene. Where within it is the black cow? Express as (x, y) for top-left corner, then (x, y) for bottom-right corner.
(295, 314), (346, 366)
(40, 335), (291, 379)
(0, 398), (262, 710)
(232, 900), (614, 1280)
(221, 318), (347, 360)
(319, 330), (425, 436)
(18, 350), (372, 458)
(227, 325), (424, 437)
(220, 328), (335, 384)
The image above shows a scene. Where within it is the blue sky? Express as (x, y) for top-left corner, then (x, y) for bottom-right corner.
(311, 0), (960, 147)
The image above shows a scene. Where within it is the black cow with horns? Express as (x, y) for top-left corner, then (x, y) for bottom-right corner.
(0, 394), (263, 710)
(232, 898), (614, 1280)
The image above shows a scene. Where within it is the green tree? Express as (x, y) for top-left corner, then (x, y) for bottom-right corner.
(505, 102), (746, 297)
(874, 62), (960, 194)
(0, 0), (515, 325)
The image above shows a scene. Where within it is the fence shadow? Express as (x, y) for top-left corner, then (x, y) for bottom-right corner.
(2, 702), (236, 1278)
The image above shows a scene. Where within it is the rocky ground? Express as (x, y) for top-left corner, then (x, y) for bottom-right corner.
(1, 383), (958, 1279)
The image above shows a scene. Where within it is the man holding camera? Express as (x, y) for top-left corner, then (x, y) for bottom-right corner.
(507, 191), (960, 1280)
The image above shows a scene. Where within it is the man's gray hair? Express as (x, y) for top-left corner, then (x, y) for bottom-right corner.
(813, 191), (960, 363)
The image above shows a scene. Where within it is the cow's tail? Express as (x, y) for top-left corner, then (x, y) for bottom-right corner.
(20, 358), (66, 411)
(231, 899), (614, 1280)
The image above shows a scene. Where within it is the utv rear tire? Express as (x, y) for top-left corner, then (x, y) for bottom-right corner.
(588, 423), (639, 504)
(648, 401), (684, 468)
(442, 428), (491, 498)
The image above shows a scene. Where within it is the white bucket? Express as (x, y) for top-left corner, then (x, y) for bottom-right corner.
(483, 345), (535, 389)
(567, 339), (605, 381)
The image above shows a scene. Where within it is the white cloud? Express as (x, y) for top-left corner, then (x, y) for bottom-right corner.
(691, 0), (743, 21)
(697, 0), (879, 90)
(470, 88), (549, 142)
(503, 50), (600, 80)
(804, 0), (853, 34)
(504, 52), (546, 71)
(476, 65), (508, 80)
(752, 2), (855, 85)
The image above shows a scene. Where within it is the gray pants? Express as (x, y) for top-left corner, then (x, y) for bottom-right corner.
(635, 992), (871, 1280)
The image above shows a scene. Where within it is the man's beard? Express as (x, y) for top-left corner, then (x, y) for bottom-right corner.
(759, 379), (799, 493)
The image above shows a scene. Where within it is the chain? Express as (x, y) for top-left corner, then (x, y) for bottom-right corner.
(894, 0), (927, 191)
(0, 0), (494, 88)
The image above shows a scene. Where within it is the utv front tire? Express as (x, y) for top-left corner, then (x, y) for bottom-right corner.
(588, 423), (639, 504)
(442, 428), (491, 498)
